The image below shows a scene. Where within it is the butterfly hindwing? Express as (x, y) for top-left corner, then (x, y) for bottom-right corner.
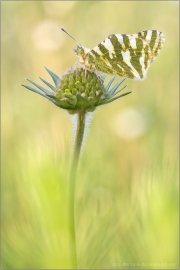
(88, 30), (165, 80)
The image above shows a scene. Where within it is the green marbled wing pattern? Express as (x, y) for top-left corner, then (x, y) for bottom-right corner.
(88, 30), (165, 80)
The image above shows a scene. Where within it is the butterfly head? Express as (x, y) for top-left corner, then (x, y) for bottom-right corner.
(74, 45), (91, 64)
(74, 45), (86, 56)
(61, 28), (91, 64)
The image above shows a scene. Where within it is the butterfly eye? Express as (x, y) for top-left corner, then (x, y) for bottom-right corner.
(73, 47), (78, 54)
(74, 45), (84, 56)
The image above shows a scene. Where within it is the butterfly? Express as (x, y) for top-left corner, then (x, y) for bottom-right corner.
(62, 28), (165, 80)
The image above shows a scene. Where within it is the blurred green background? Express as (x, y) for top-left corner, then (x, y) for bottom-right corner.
(2, 1), (179, 269)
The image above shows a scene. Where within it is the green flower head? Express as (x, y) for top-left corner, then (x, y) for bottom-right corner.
(22, 67), (131, 114)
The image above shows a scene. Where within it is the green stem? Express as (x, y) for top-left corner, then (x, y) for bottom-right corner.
(68, 110), (86, 269)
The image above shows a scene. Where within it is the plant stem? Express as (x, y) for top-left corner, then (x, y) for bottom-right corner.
(69, 110), (86, 269)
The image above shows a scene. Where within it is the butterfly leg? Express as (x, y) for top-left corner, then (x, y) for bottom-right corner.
(73, 60), (80, 70)
(84, 67), (87, 77)
(84, 64), (89, 78)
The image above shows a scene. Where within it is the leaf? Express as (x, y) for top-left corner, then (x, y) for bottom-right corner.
(105, 76), (115, 91)
(90, 92), (103, 106)
(106, 91), (132, 104)
(39, 77), (56, 91)
(113, 85), (128, 97)
(57, 99), (74, 109)
(108, 78), (126, 97)
(21, 84), (45, 97)
(44, 66), (61, 87)
(76, 94), (90, 108)
(64, 95), (77, 106)
(26, 79), (53, 96)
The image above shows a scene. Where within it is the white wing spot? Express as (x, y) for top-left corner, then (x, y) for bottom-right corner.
(129, 38), (137, 49)
(105, 61), (112, 68)
(141, 31), (145, 37)
(89, 52), (95, 58)
(109, 52), (114, 59)
(160, 32), (165, 45)
(102, 38), (113, 50)
(101, 38), (115, 59)
(93, 46), (102, 55)
(121, 50), (130, 61)
(154, 39), (159, 47)
(139, 52), (146, 75)
(146, 30), (152, 41)
(122, 49), (141, 79)
(115, 34), (124, 45)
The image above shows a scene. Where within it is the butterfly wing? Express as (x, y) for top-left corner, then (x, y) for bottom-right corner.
(87, 30), (165, 79)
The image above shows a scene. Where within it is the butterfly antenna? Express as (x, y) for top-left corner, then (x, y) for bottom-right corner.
(61, 27), (78, 43)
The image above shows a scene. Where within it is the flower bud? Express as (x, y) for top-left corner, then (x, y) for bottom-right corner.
(22, 66), (130, 114)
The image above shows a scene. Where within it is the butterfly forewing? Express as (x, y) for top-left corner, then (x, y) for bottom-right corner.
(88, 30), (165, 80)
